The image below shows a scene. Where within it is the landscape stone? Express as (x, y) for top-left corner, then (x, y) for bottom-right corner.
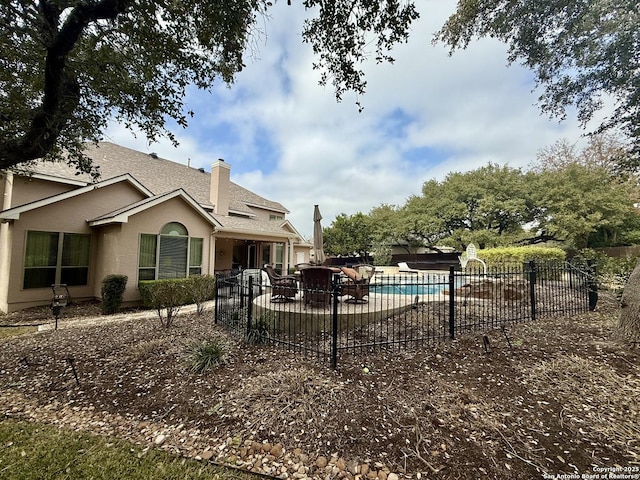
(200, 450), (214, 461)
(271, 443), (284, 457)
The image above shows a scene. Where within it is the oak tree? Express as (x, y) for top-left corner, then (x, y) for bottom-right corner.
(436, 0), (640, 157)
(0, 0), (418, 174)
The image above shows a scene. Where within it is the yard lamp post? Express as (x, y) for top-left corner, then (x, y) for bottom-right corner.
(50, 284), (70, 330)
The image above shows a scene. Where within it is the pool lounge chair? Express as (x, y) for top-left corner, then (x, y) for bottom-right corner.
(340, 265), (375, 303)
(398, 262), (420, 274)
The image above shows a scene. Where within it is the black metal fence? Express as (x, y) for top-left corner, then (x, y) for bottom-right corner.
(214, 261), (596, 368)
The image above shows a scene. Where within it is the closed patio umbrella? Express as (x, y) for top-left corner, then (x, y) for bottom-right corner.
(313, 205), (326, 265)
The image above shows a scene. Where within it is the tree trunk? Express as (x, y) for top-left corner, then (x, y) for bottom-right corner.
(618, 259), (640, 342)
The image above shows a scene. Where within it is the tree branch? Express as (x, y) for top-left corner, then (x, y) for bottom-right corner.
(0, 0), (131, 169)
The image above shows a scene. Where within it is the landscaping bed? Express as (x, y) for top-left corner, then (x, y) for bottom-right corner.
(0, 299), (638, 479)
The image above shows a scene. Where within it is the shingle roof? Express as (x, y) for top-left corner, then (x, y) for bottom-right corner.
(213, 214), (300, 237)
(25, 142), (296, 237)
(88, 189), (222, 228)
(29, 142), (288, 215)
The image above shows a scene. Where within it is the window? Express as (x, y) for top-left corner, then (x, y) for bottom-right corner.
(274, 243), (284, 274)
(24, 231), (90, 289)
(138, 222), (203, 281)
(138, 234), (157, 281)
(189, 238), (203, 275)
(262, 244), (271, 268)
(269, 214), (283, 221)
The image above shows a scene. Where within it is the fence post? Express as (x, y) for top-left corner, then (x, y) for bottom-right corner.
(331, 274), (340, 369)
(214, 276), (219, 325)
(246, 276), (254, 337)
(528, 260), (537, 321)
(448, 266), (455, 339)
(587, 259), (598, 311)
(239, 271), (245, 309)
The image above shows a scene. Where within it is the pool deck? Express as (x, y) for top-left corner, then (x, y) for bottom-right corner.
(251, 276), (450, 332)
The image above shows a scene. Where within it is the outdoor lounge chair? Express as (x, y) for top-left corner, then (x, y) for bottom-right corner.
(262, 264), (298, 302)
(398, 262), (420, 274)
(340, 265), (375, 303)
(300, 266), (333, 308)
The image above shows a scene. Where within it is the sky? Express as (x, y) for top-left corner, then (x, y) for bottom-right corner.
(103, 0), (603, 239)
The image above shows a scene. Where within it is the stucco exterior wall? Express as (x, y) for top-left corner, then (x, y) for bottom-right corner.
(94, 196), (215, 304)
(214, 237), (235, 272)
(249, 207), (285, 222)
(11, 177), (77, 208)
(1, 181), (146, 312)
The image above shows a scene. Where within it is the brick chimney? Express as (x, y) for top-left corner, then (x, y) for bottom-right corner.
(210, 159), (231, 215)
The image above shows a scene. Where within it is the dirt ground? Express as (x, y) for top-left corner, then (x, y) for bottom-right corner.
(0, 296), (639, 479)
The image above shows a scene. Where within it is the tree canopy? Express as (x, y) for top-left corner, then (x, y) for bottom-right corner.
(0, 0), (418, 174)
(323, 212), (373, 258)
(435, 0), (640, 156)
(324, 136), (640, 256)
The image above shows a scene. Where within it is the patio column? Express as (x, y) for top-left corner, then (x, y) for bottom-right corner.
(281, 240), (289, 274)
(208, 233), (216, 275)
(288, 237), (295, 272)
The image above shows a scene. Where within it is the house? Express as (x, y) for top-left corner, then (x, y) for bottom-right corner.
(0, 142), (311, 313)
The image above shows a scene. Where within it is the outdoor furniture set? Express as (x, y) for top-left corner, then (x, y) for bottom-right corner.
(262, 264), (376, 307)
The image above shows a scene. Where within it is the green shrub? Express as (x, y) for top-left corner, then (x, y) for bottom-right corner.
(186, 335), (231, 373)
(184, 275), (216, 315)
(575, 248), (640, 294)
(247, 313), (272, 344)
(101, 274), (128, 314)
(476, 246), (566, 272)
(139, 279), (190, 327)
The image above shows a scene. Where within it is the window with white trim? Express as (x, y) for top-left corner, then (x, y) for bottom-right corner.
(138, 222), (203, 281)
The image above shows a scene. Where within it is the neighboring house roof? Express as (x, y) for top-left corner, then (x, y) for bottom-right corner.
(28, 142), (289, 216)
(0, 174), (151, 220)
(88, 188), (223, 228)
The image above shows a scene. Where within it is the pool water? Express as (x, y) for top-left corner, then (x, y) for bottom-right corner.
(371, 284), (447, 295)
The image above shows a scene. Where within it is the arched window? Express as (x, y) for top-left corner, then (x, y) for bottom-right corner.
(138, 223), (203, 281)
(160, 222), (188, 236)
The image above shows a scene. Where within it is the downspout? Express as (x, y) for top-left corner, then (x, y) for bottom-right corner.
(0, 172), (14, 312)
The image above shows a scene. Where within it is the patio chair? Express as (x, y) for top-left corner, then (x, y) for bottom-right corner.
(300, 266), (333, 309)
(340, 265), (375, 303)
(262, 264), (298, 303)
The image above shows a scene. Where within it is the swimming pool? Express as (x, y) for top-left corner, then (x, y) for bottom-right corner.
(371, 283), (448, 296)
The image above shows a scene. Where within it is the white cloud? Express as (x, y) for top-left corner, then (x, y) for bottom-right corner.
(106, 0), (609, 238)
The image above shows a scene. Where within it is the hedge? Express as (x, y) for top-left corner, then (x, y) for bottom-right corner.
(138, 275), (216, 310)
(475, 246), (566, 272)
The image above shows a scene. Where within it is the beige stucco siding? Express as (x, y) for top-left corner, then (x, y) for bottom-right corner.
(246, 206), (286, 222)
(10, 177), (77, 208)
(94, 196), (215, 304)
(1, 182), (146, 312)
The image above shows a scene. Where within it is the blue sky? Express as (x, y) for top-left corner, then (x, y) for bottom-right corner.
(104, 0), (605, 239)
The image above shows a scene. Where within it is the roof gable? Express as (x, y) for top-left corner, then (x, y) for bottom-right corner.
(0, 174), (151, 221)
(88, 189), (223, 228)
